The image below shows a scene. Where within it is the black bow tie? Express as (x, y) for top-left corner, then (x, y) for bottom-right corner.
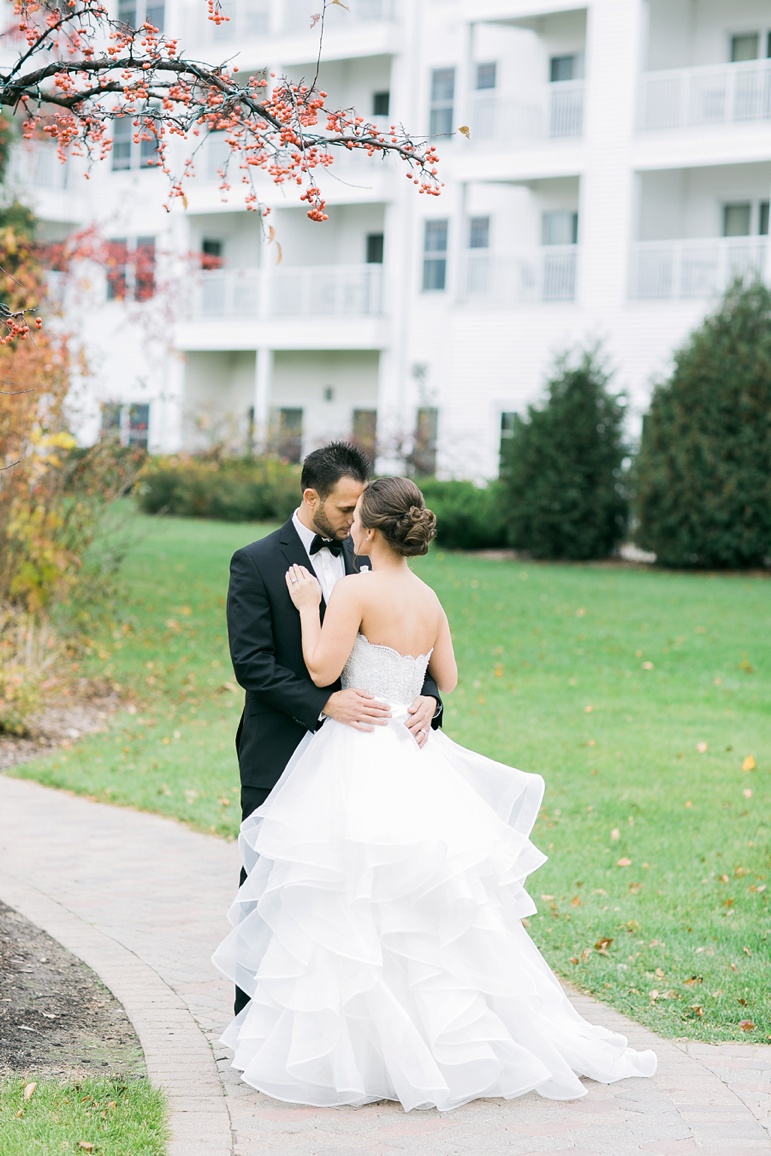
(309, 533), (343, 557)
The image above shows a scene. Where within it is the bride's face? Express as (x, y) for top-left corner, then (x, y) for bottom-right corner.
(350, 496), (369, 555)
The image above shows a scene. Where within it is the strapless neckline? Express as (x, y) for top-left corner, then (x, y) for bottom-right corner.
(358, 633), (433, 664)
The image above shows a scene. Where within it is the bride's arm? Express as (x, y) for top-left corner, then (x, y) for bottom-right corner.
(428, 612), (458, 694)
(285, 566), (363, 687)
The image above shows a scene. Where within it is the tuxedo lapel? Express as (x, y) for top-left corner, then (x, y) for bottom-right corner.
(278, 518), (329, 616)
(343, 539), (357, 576)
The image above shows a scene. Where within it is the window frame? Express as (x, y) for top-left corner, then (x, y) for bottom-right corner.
(421, 219), (449, 292)
(429, 67), (455, 138)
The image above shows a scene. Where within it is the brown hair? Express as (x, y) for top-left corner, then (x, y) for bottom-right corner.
(359, 477), (437, 557)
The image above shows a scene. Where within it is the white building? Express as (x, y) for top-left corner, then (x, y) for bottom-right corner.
(11, 0), (771, 478)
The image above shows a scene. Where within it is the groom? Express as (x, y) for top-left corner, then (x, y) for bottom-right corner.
(227, 442), (442, 1009)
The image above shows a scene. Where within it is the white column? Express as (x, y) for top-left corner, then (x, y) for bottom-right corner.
(578, 0), (644, 312)
(253, 347), (273, 452)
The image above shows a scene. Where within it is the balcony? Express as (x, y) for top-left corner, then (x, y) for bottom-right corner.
(470, 81), (584, 145)
(192, 270), (262, 316)
(192, 0), (270, 44)
(189, 265), (383, 318)
(640, 60), (771, 132)
(8, 142), (70, 189)
(282, 0), (394, 35)
(631, 237), (768, 299)
(461, 246), (578, 305)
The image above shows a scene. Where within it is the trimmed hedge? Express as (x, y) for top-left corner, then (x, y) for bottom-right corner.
(137, 456), (300, 523)
(415, 478), (508, 551)
(136, 456), (507, 550)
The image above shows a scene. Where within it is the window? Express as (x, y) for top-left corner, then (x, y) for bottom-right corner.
(100, 402), (150, 448)
(105, 236), (156, 302)
(429, 68), (455, 138)
(731, 33), (759, 63)
(469, 216), (490, 249)
(352, 408), (377, 466)
(542, 211), (579, 246)
(422, 220), (449, 291)
(277, 407), (303, 463)
(723, 201), (769, 237)
(412, 407), (439, 477)
(372, 91), (390, 117)
(723, 203), (752, 236)
(475, 62), (497, 91)
(366, 233), (385, 264)
(128, 403), (150, 448)
(201, 238), (223, 268)
(499, 411), (515, 477)
(112, 112), (160, 171)
(550, 54), (582, 83)
(118, 0), (164, 29)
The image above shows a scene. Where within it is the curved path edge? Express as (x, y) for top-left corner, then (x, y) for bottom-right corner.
(1, 773), (769, 1156)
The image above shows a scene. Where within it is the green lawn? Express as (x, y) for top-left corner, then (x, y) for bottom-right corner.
(0, 1077), (166, 1155)
(11, 510), (770, 1044)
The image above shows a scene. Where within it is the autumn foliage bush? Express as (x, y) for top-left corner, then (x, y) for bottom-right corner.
(0, 206), (139, 733)
(635, 281), (771, 569)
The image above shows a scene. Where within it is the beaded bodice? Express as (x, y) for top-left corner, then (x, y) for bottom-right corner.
(341, 634), (432, 706)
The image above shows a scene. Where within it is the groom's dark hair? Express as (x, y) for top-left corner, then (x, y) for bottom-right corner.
(301, 441), (371, 499)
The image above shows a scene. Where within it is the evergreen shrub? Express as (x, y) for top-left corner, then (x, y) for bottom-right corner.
(502, 348), (629, 560)
(635, 281), (771, 568)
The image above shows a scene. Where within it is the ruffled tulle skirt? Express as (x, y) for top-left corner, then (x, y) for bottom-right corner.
(212, 708), (656, 1110)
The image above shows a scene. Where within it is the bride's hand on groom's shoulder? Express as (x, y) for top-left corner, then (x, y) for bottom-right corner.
(286, 564), (322, 609)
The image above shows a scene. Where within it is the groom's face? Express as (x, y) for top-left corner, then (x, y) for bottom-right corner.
(308, 476), (365, 540)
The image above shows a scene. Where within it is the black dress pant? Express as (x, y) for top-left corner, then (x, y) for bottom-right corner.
(233, 784), (273, 1016)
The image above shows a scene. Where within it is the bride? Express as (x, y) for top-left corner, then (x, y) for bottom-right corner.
(213, 476), (656, 1111)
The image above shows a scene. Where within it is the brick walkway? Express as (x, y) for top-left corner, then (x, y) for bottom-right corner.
(0, 775), (768, 1156)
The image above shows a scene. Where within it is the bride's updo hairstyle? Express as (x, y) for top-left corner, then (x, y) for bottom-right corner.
(360, 477), (437, 557)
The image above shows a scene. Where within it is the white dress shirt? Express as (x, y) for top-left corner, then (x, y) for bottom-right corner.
(292, 511), (346, 605)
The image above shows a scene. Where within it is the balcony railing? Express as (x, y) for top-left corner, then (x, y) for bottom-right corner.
(640, 59), (771, 131)
(271, 264), (383, 315)
(462, 246), (578, 304)
(190, 265), (383, 318)
(471, 81), (584, 144)
(631, 237), (768, 299)
(193, 0), (270, 43)
(8, 142), (70, 189)
(282, 0), (394, 35)
(193, 270), (262, 317)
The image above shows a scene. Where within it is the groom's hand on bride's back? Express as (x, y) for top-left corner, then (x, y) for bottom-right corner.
(322, 689), (391, 731)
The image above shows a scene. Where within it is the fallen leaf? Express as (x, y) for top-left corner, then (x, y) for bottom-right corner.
(696, 741), (708, 753)
(610, 828), (620, 841)
(690, 1004), (704, 1017)
(569, 955), (580, 965)
(594, 936), (613, 953)
(458, 125), (471, 138)
(743, 788), (753, 798)
(683, 976), (702, 986)
(743, 946), (752, 956)
(77, 1145), (95, 1153)
(742, 755), (756, 772)
(739, 1019), (755, 1032)
(570, 894), (581, 908)
(23, 1082), (37, 1100)
(642, 661), (654, 670)
(616, 857), (632, 867)
(584, 704), (594, 713)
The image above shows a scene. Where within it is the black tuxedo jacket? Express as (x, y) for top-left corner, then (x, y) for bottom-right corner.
(227, 518), (442, 794)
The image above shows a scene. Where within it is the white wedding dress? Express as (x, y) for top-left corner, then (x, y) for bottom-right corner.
(213, 635), (656, 1110)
